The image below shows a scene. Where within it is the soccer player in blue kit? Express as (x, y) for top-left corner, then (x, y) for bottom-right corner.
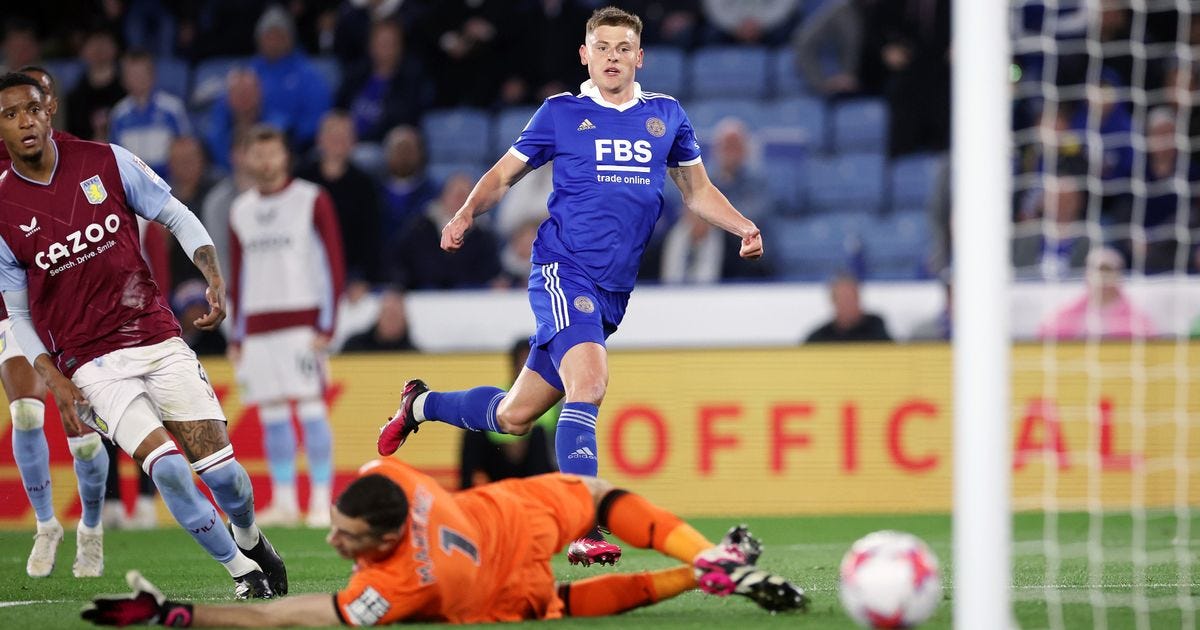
(378, 6), (764, 565)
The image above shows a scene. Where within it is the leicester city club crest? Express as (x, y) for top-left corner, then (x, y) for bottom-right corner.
(80, 176), (107, 205)
(645, 117), (666, 138)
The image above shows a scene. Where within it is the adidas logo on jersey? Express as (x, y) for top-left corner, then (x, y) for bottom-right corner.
(568, 446), (597, 460)
(577, 119), (596, 131)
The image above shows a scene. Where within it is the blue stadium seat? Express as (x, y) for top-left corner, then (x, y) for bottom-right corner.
(639, 46), (686, 98)
(311, 56), (342, 93)
(154, 56), (190, 101)
(493, 106), (538, 156)
(861, 210), (931, 280)
(889, 152), (944, 211)
(685, 98), (766, 136)
(805, 153), (886, 214)
(191, 56), (245, 106)
(761, 155), (805, 213)
(772, 48), (812, 97)
(40, 59), (84, 94)
(421, 108), (493, 164)
(772, 212), (870, 281)
(832, 98), (889, 153)
(762, 96), (826, 151)
(688, 46), (770, 100)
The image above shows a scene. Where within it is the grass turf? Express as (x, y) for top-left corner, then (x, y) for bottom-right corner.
(1, 512), (1196, 628)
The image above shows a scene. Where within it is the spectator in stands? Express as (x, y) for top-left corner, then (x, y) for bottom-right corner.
(1038, 247), (1156, 340)
(495, 164), (551, 240)
(109, 49), (193, 176)
(1, 18), (40, 73)
(341, 287), (416, 353)
(247, 5), (332, 150)
(163, 136), (216, 288)
(121, 0), (177, 58)
(204, 68), (262, 171)
(416, 0), (513, 107)
(336, 18), (429, 142)
(331, 0), (414, 66)
(172, 279), (228, 356)
(708, 117), (774, 221)
(459, 338), (557, 490)
(792, 0), (886, 97)
(1012, 157), (1092, 280)
(878, 0), (951, 157)
(700, 0), (800, 46)
(178, 0), (265, 60)
(66, 28), (126, 141)
(805, 273), (893, 342)
(202, 129), (254, 285)
(910, 276), (952, 341)
(617, 0), (701, 48)
(660, 211), (724, 284)
(1140, 106), (1200, 274)
(298, 109), (385, 284)
(496, 218), (541, 288)
(1067, 68), (1133, 197)
(501, 0), (593, 104)
(385, 172), (501, 290)
(382, 124), (439, 237)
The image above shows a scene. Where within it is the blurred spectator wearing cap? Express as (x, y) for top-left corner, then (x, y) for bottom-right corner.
(335, 18), (430, 142)
(172, 279), (228, 356)
(1038, 247), (1157, 340)
(67, 28), (126, 141)
(208, 5), (332, 154)
(297, 109), (384, 283)
(109, 49), (193, 176)
(341, 287), (416, 353)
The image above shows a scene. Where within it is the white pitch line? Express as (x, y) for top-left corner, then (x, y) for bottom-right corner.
(0, 600), (64, 608)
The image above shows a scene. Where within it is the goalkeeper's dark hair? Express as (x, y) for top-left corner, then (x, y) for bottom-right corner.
(0, 72), (44, 97)
(337, 474), (409, 534)
(15, 65), (54, 94)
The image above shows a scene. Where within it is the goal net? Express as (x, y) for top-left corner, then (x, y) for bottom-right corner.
(1006, 1), (1200, 628)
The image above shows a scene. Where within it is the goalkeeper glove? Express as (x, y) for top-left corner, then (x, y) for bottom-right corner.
(81, 570), (194, 627)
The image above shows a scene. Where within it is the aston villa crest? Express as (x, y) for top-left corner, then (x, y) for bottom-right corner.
(80, 176), (107, 205)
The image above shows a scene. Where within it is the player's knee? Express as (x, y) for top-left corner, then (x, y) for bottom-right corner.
(495, 410), (534, 436)
(564, 380), (607, 406)
(577, 476), (615, 508)
(67, 432), (104, 461)
(9, 397), (45, 431)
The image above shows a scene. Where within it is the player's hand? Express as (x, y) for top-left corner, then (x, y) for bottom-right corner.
(195, 281), (227, 331)
(81, 570), (194, 626)
(46, 371), (89, 436)
(739, 226), (764, 260)
(313, 333), (332, 354)
(441, 211), (474, 253)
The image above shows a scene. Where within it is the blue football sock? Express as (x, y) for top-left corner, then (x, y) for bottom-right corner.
(260, 405), (297, 489)
(13, 425), (54, 522)
(424, 387), (507, 433)
(148, 448), (236, 563)
(194, 447), (255, 531)
(299, 402), (333, 487)
(556, 402), (599, 476)
(68, 434), (109, 529)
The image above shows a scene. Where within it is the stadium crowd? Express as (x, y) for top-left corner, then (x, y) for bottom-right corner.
(1, 0), (1197, 357)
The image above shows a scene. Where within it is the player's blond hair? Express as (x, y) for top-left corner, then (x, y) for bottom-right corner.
(585, 6), (642, 38)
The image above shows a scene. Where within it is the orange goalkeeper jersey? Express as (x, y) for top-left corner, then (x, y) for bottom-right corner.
(334, 458), (595, 625)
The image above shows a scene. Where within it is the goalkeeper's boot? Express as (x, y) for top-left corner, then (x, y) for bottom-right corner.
(232, 568), (274, 600)
(378, 379), (428, 455)
(27, 517), (63, 577)
(231, 525), (288, 596)
(567, 527), (622, 567)
(73, 524), (104, 577)
(718, 524), (763, 565)
(694, 537), (808, 612)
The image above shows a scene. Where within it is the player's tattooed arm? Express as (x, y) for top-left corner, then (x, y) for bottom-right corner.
(192, 245), (226, 330)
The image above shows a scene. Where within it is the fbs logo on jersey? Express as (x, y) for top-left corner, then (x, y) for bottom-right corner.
(577, 118), (596, 131)
(80, 176), (108, 205)
(19, 217), (39, 237)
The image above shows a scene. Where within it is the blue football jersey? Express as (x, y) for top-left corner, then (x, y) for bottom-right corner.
(510, 81), (702, 292)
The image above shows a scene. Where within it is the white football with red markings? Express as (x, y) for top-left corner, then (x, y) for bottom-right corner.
(839, 530), (942, 628)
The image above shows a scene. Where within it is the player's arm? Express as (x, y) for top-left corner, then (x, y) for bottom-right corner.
(669, 164), (764, 260)
(441, 151), (533, 252)
(111, 143), (227, 330)
(0, 238), (88, 433)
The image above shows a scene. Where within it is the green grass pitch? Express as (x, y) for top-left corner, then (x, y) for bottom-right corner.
(0, 512), (1196, 628)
